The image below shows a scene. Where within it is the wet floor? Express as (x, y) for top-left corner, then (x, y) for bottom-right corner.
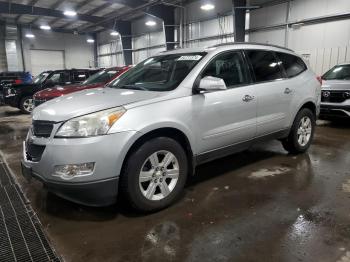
(0, 105), (350, 262)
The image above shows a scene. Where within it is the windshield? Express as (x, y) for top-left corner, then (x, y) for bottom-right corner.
(33, 72), (50, 84)
(82, 69), (120, 85)
(108, 53), (206, 91)
(323, 65), (350, 80)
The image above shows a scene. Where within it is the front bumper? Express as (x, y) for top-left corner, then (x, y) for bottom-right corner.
(320, 103), (350, 119)
(22, 161), (119, 206)
(3, 94), (19, 107)
(22, 128), (139, 206)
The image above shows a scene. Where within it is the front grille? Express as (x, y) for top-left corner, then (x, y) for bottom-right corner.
(26, 143), (46, 162)
(321, 90), (350, 103)
(33, 99), (46, 107)
(32, 121), (54, 138)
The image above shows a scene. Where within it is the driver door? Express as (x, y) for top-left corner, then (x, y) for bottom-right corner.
(192, 51), (257, 156)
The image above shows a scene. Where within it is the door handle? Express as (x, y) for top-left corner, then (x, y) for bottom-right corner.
(284, 88), (292, 94)
(242, 95), (255, 102)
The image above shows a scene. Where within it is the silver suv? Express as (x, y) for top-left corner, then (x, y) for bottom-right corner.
(22, 43), (321, 212)
(320, 63), (350, 120)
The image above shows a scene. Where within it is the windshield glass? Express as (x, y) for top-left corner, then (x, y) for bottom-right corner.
(108, 53), (206, 91)
(323, 65), (350, 80)
(82, 69), (120, 85)
(33, 72), (50, 84)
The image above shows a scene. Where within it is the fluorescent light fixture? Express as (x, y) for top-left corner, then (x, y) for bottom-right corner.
(145, 20), (157, 26)
(201, 3), (215, 11)
(40, 25), (51, 30)
(25, 33), (35, 38)
(110, 31), (119, 36)
(87, 39), (95, 43)
(64, 10), (77, 16)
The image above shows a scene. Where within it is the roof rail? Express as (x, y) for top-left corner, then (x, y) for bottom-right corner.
(212, 42), (294, 52)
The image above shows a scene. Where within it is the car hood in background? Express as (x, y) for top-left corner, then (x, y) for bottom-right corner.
(33, 87), (162, 122)
(34, 83), (104, 99)
(322, 80), (350, 91)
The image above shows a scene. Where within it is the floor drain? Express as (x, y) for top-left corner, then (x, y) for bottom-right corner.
(0, 160), (61, 262)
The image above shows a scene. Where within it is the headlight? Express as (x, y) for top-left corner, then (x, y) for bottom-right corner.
(55, 107), (126, 137)
(6, 88), (15, 96)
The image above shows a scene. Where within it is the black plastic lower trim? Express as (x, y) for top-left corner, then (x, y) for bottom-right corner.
(21, 163), (119, 207)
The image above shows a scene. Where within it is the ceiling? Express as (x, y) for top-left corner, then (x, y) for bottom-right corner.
(0, 0), (281, 34)
(0, 0), (182, 33)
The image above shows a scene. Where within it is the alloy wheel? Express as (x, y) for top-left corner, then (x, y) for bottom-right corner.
(139, 150), (180, 201)
(23, 98), (34, 113)
(297, 116), (312, 146)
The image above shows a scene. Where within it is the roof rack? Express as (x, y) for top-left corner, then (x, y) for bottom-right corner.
(212, 42), (294, 52)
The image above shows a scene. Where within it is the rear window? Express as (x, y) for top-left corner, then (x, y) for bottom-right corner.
(245, 50), (283, 82)
(322, 65), (350, 80)
(276, 52), (307, 78)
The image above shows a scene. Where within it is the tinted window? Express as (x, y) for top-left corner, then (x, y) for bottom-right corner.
(73, 71), (89, 82)
(322, 65), (350, 80)
(47, 72), (70, 84)
(276, 52), (307, 78)
(246, 50), (283, 82)
(202, 51), (249, 88)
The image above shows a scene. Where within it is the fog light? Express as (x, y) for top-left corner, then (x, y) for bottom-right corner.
(53, 163), (95, 180)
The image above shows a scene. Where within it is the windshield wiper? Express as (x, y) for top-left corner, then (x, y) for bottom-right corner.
(118, 84), (148, 91)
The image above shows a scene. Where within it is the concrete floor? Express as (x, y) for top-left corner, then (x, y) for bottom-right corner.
(0, 105), (350, 262)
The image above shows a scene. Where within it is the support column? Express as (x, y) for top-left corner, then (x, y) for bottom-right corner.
(117, 21), (133, 65)
(148, 5), (176, 50)
(233, 0), (247, 42)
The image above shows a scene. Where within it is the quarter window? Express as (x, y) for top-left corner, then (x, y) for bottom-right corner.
(246, 50), (283, 82)
(202, 51), (249, 88)
(276, 52), (307, 78)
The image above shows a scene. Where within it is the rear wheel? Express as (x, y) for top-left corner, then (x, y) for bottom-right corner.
(120, 137), (188, 212)
(282, 108), (315, 154)
(19, 96), (34, 114)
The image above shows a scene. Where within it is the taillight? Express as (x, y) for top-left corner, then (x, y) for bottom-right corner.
(316, 76), (322, 85)
(14, 79), (22, 84)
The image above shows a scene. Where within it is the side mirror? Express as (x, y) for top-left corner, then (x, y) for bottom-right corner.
(197, 76), (227, 93)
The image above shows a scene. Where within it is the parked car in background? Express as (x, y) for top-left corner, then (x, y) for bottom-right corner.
(0, 71), (33, 104)
(320, 63), (350, 120)
(22, 43), (320, 212)
(33, 66), (132, 107)
(2, 68), (99, 113)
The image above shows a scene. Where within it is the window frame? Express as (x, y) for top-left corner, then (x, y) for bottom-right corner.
(193, 50), (253, 92)
(243, 49), (288, 84)
(275, 52), (308, 79)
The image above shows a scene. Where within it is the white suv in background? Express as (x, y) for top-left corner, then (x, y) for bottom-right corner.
(22, 43), (321, 212)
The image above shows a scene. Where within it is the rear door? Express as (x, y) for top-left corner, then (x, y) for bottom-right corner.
(193, 51), (257, 154)
(245, 50), (291, 136)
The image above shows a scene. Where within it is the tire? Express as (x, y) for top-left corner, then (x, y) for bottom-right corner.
(282, 108), (316, 154)
(19, 96), (34, 114)
(120, 137), (188, 212)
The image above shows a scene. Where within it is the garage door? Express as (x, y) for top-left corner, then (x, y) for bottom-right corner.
(30, 50), (65, 76)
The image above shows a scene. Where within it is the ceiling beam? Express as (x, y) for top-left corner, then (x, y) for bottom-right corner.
(31, 0), (65, 26)
(58, 2), (112, 30)
(14, 0), (39, 24)
(0, 2), (104, 24)
(49, 0), (95, 27)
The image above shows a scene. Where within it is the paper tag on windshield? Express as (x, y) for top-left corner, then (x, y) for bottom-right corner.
(177, 55), (202, 61)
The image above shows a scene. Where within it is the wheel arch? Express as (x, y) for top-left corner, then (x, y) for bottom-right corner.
(120, 127), (196, 180)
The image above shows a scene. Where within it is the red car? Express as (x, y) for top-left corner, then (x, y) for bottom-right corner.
(33, 66), (132, 107)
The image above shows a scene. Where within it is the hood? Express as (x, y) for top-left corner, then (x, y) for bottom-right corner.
(33, 87), (162, 122)
(322, 80), (350, 91)
(34, 83), (104, 99)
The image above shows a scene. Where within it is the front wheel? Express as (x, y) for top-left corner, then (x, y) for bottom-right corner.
(120, 137), (188, 212)
(282, 108), (316, 154)
(19, 96), (34, 114)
